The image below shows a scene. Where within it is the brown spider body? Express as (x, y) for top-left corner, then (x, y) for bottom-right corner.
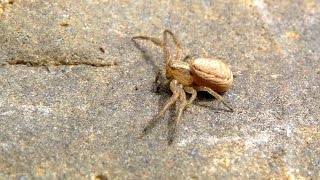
(132, 30), (233, 144)
(167, 58), (233, 93)
(191, 58), (233, 93)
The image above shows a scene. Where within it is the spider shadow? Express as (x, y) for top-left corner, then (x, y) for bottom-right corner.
(131, 39), (161, 77)
(133, 39), (175, 143)
(167, 108), (177, 145)
(132, 38), (171, 116)
(194, 92), (234, 113)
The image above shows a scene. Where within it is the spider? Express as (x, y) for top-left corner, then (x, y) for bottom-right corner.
(132, 30), (233, 144)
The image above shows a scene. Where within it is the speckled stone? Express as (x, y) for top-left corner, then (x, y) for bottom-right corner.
(0, 0), (319, 179)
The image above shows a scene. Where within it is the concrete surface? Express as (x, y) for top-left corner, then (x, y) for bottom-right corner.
(0, 0), (319, 179)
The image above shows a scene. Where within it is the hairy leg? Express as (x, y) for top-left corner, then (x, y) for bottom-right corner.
(142, 80), (180, 135)
(163, 29), (183, 62)
(184, 86), (197, 106)
(168, 83), (188, 144)
(195, 86), (233, 112)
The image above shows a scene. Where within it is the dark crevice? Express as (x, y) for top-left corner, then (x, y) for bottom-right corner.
(3, 60), (117, 67)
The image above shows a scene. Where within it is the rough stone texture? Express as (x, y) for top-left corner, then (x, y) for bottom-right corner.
(0, 0), (319, 179)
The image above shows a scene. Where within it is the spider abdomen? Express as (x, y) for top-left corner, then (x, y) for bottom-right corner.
(190, 58), (233, 93)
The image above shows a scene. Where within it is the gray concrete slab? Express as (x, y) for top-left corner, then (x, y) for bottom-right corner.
(0, 0), (319, 179)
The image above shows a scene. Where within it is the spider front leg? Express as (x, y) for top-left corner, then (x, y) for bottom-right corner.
(163, 29), (183, 61)
(141, 80), (180, 136)
(167, 83), (188, 144)
(184, 86), (197, 106)
(167, 86), (197, 144)
(195, 86), (233, 112)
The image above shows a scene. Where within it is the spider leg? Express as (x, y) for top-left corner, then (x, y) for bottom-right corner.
(132, 36), (171, 67)
(184, 86), (197, 106)
(168, 83), (188, 144)
(163, 29), (183, 61)
(142, 80), (180, 136)
(194, 86), (233, 112)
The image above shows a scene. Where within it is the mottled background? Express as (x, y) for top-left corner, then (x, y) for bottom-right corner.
(0, 0), (319, 179)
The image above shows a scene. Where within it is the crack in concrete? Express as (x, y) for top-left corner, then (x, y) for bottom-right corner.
(2, 60), (117, 67)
